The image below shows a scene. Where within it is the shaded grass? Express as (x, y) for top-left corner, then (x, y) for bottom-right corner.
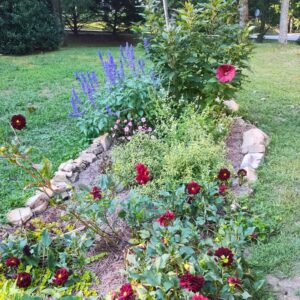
(0, 45), (119, 222)
(237, 43), (300, 277)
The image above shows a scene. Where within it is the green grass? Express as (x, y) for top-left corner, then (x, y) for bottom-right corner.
(0, 45), (119, 222)
(237, 43), (300, 277)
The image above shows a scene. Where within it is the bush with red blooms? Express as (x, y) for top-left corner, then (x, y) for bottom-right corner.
(90, 186), (102, 200)
(227, 276), (240, 289)
(118, 283), (134, 300)
(214, 247), (234, 267)
(16, 272), (31, 288)
(179, 273), (205, 293)
(5, 256), (20, 267)
(218, 183), (227, 194)
(216, 64), (236, 83)
(10, 114), (26, 130)
(53, 268), (69, 286)
(217, 168), (231, 181)
(191, 295), (209, 300)
(187, 181), (201, 195)
(158, 210), (175, 227)
(135, 163), (151, 185)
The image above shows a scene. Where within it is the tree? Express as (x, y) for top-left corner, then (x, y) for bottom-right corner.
(62, 0), (94, 35)
(279, 0), (290, 43)
(92, 0), (143, 34)
(239, 0), (249, 27)
(0, 0), (64, 55)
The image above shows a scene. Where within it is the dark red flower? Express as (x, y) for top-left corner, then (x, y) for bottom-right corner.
(227, 276), (240, 289)
(90, 186), (102, 200)
(191, 295), (209, 300)
(11, 114), (26, 130)
(219, 183), (227, 194)
(6, 257), (20, 268)
(214, 247), (234, 267)
(135, 163), (149, 176)
(218, 168), (231, 181)
(23, 245), (32, 256)
(158, 210), (175, 227)
(187, 181), (201, 195)
(16, 272), (31, 288)
(135, 163), (151, 185)
(118, 283), (134, 300)
(53, 268), (69, 286)
(135, 173), (150, 185)
(179, 273), (205, 293)
(237, 169), (247, 177)
(249, 233), (258, 240)
(216, 64), (236, 83)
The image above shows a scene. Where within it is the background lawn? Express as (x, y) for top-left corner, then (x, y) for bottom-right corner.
(237, 43), (300, 277)
(0, 45), (119, 222)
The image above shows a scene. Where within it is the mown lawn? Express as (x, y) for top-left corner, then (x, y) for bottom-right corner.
(237, 43), (300, 278)
(0, 45), (119, 222)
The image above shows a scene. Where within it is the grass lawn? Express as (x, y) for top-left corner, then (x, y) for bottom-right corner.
(0, 45), (119, 222)
(237, 43), (300, 278)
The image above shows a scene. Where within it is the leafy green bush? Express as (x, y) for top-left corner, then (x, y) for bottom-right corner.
(111, 111), (229, 197)
(0, 0), (63, 55)
(142, 0), (253, 112)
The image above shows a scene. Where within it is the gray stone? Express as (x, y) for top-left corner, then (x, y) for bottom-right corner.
(86, 144), (103, 156)
(32, 201), (48, 214)
(58, 160), (78, 173)
(244, 166), (258, 183)
(52, 170), (72, 184)
(241, 128), (269, 154)
(80, 151), (97, 164)
(93, 133), (112, 151)
(67, 172), (79, 183)
(235, 184), (254, 198)
(50, 180), (71, 193)
(241, 153), (264, 169)
(26, 193), (49, 209)
(224, 100), (240, 112)
(247, 144), (266, 153)
(61, 191), (70, 201)
(37, 186), (54, 198)
(7, 207), (33, 226)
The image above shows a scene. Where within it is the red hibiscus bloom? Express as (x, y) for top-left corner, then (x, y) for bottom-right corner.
(237, 169), (247, 177)
(53, 268), (69, 285)
(135, 163), (151, 185)
(191, 295), (209, 300)
(118, 283), (134, 300)
(179, 273), (205, 293)
(214, 247), (234, 267)
(11, 114), (26, 130)
(216, 64), (236, 83)
(219, 183), (227, 194)
(158, 210), (175, 227)
(218, 168), (231, 181)
(90, 186), (102, 200)
(187, 181), (201, 195)
(227, 276), (240, 289)
(16, 272), (31, 288)
(6, 257), (20, 268)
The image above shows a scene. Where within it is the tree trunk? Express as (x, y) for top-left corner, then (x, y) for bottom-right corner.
(238, 0), (248, 27)
(279, 0), (290, 44)
(162, 0), (170, 29)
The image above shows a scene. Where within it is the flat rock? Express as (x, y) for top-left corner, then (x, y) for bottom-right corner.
(93, 133), (112, 151)
(37, 186), (54, 198)
(26, 193), (49, 209)
(242, 128), (269, 154)
(244, 166), (258, 183)
(52, 170), (72, 184)
(50, 180), (71, 193)
(241, 153), (264, 169)
(247, 144), (266, 153)
(267, 275), (300, 300)
(58, 160), (78, 172)
(235, 184), (254, 198)
(32, 201), (48, 214)
(80, 152), (97, 164)
(7, 207), (33, 226)
(224, 100), (240, 112)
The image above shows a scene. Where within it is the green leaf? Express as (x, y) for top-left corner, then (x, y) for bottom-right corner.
(40, 229), (51, 247)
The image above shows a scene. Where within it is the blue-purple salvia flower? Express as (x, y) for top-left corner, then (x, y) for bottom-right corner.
(69, 88), (84, 118)
(143, 38), (150, 53)
(105, 105), (118, 116)
(138, 59), (145, 75)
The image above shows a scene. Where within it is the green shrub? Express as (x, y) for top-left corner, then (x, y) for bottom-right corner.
(111, 111), (230, 197)
(142, 0), (253, 113)
(0, 0), (63, 55)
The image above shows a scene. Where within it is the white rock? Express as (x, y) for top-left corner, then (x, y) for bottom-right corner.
(7, 207), (33, 226)
(86, 144), (103, 156)
(50, 180), (71, 193)
(241, 153), (264, 169)
(224, 100), (240, 112)
(93, 133), (112, 151)
(242, 128), (269, 154)
(36, 186), (54, 198)
(58, 160), (78, 172)
(32, 201), (48, 214)
(80, 152), (97, 164)
(247, 144), (266, 153)
(244, 166), (258, 183)
(52, 170), (72, 184)
(26, 193), (49, 209)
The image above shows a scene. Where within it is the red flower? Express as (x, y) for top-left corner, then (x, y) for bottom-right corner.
(187, 181), (201, 195)
(219, 183), (227, 194)
(218, 168), (231, 181)
(214, 247), (234, 267)
(135, 163), (151, 185)
(53, 268), (69, 286)
(11, 114), (26, 130)
(16, 272), (31, 288)
(158, 210), (175, 227)
(118, 283), (134, 300)
(191, 295), (209, 300)
(179, 273), (205, 293)
(216, 64), (236, 83)
(227, 276), (240, 289)
(237, 169), (247, 177)
(23, 245), (32, 256)
(90, 186), (102, 200)
(6, 257), (20, 268)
